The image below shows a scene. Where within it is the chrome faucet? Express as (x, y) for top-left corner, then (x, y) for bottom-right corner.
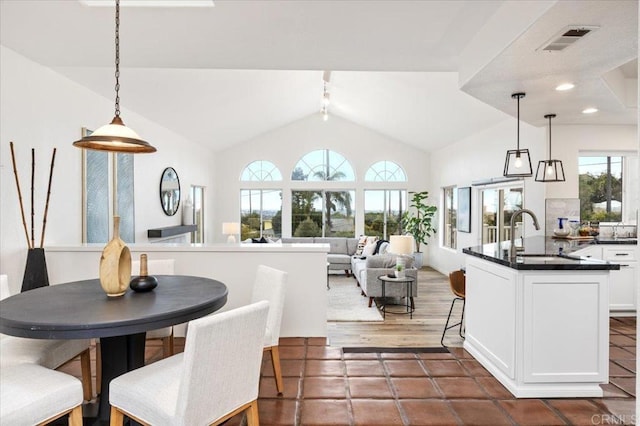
(510, 209), (541, 259)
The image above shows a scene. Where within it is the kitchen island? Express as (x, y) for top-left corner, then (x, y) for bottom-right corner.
(462, 237), (620, 398)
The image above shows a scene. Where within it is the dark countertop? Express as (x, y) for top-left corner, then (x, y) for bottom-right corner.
(463, 236), (623, 270)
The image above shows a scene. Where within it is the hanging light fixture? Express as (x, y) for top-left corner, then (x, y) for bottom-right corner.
(73, 0), (156, 153)
(535, 114), (565, 182)
(503, 92), (532, 177)
(320, 71), (331, 121)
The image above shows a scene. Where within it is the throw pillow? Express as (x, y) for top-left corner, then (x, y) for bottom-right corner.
(361, 241), (377, 257)
(354, 235), (369, 256)
(373, 239), (389, 255)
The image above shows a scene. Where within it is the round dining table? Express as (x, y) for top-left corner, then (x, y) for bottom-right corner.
(0, 275), (228, 425)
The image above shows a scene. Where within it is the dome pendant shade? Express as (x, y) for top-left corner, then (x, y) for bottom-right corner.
(535, 114), (565, 182)
(503, 92), (533, 177)
(73, 116), (156, 153)
(72, 0), (156, 154)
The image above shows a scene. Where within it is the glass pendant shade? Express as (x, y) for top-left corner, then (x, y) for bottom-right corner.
(503, 92), (533, 177)
(535, 159), (565, 182)
(73, 116), (156, 153)
(503, 149), (533, 177)
(535, 114), (565, 182)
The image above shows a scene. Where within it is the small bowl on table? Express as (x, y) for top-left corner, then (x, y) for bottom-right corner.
(553, 229), (570, 237)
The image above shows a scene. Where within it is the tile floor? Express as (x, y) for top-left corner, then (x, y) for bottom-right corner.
(60, 317), (636, 425)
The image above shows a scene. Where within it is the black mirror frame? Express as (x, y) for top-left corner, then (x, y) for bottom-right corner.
(159, 167), (181, 216)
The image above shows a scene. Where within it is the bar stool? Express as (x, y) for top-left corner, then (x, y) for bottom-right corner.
(441, 270), (465, 347)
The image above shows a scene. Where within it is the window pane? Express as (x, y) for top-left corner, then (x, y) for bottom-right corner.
(579, 156), (623, 222)
(443, 186), (457, 249)
(291, 149), (355, 181)
(241, 189), (282, 240)
(323, 190), (355, 237)
(241, 160), (282, 181)
(291, 190), (323, 237)
(365, 161), (407, 182)
(364, 190), (406, 239)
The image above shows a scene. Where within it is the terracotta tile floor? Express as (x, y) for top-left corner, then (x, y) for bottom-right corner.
(59, 317), (636, 425)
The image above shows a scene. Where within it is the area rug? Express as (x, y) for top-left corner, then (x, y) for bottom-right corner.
(327, 274), (383, 322)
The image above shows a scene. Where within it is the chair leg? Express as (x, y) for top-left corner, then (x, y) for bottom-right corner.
(110, 406), (124, 426)
(459, 299), (466, 338)
(245, 400), (260, 426)
(441, 297), (465, 347)
(96, 341), (102, 395)
(268, 345), (284, 394)
(162, 331), (175, 358)
(80, 348), (93, 401)
(68, 405), (83, 426)
(368, 297), (373, 307)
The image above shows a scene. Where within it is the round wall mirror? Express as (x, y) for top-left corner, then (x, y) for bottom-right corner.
(160, 167), (180, 216)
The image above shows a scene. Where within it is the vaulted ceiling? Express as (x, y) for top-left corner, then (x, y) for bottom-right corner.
(1, 0), (637, 152)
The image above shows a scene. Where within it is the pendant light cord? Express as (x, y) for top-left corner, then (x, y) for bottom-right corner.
(548, 115), (552, 161)
(114, 0), (121, 118)
(516, 95), (520, 151)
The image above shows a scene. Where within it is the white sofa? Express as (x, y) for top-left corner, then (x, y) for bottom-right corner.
(351, 254), (418, 307)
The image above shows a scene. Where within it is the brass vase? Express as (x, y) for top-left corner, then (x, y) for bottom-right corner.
(99, 216), (131, 297)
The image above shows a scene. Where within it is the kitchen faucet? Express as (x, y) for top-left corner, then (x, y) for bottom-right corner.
(510, 209), (541, 259)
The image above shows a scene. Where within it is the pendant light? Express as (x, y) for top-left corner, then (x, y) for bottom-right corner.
(503, 92), (532, 177)
(73, 0), (156, 153)
(535, 114), (565, 182)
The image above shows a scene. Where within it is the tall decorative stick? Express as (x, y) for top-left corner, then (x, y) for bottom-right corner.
(9, 142), (32, 249)
(40, 148), (57, 248)
(31, 148), (35, 249)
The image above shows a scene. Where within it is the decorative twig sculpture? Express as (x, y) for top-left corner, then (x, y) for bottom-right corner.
(9, 142), (57, 292)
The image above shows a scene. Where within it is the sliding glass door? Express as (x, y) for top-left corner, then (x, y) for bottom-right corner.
(480, 185), (524, 244)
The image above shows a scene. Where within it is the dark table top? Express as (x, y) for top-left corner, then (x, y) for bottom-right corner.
(0, 275), (228, 339)
(462, 236), (624, 271)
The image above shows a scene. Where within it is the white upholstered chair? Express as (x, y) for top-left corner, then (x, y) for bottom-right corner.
(109, 300), (270, 426)
(96, 258), (176, 393)
(0, 363), (84, 426)
(0, 275), (93, 401)
(251, 265), (288, 394)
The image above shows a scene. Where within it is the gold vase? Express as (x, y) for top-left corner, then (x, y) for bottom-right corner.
(99, 216), (131, 297)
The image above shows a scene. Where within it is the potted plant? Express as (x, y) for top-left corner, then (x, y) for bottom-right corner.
(394, 263), (405, 278)
(401, 191), (437, 269)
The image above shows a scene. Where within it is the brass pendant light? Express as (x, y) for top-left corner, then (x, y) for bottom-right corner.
(73, 0), (156, 153)
(503, 92), (532, 177)
(535, 114), (565, 182)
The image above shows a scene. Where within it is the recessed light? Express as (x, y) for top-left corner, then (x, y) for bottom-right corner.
(582, 107), (598, 114)
(555, 83), (575, 91)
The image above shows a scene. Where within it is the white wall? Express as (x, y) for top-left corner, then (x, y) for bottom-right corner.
(0, 46), (214, 290)
(428, 117), (546, 275)
(212, 114), (431, 242)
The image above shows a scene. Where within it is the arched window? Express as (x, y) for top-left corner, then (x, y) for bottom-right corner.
(291, 149), (355, 181)
(365, 161), (406, 182)
(241, 160), (282, 181)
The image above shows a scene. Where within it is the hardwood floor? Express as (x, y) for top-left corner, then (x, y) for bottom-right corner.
(327, 267), (465, 348)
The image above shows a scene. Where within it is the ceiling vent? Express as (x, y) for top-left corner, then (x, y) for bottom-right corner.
(538, 26), (598, 52)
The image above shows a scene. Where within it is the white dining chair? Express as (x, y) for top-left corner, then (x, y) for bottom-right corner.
(0, 274), (93, 401)
(109, 300), (269, 426)
(251, 265), (288, 394)
(0, 363), (84, 426)
(96, 258), (176, 393)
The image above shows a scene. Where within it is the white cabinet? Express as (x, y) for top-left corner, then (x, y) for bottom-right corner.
(602, 246), (638, 314)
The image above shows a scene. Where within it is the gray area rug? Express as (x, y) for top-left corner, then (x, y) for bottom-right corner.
(327, 274), (383, 322)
